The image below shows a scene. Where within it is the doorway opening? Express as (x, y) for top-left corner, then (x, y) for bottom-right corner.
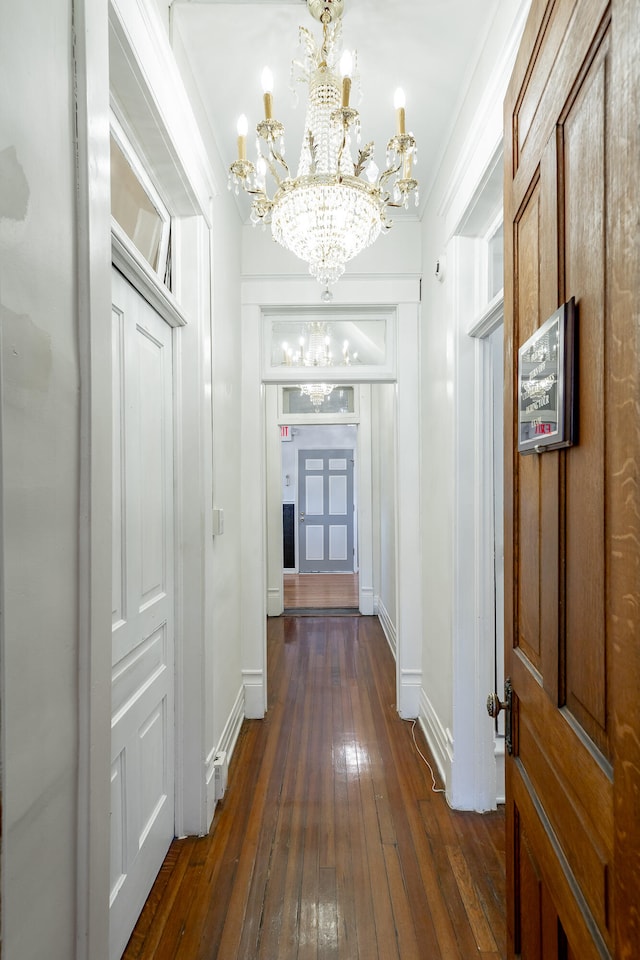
(281, 423), (359, 612)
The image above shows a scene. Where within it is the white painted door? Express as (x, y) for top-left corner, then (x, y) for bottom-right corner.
(110, 269), (175, 960)
(298, 449), (354, 572)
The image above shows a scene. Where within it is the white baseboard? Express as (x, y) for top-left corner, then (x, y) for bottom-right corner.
(418, 689), (453, 794)
(205, 684), (245, 828)
(267, 586), (283, 617)
(398, 669), (422, 719)
(242, 669), (265, 719)
(359, 585), (375, 616)
(376, 596), (397, 659)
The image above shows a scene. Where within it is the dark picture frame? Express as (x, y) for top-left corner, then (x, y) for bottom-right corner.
(517, 298), (577, 455)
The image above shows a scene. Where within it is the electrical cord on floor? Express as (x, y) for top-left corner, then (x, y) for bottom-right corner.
(406, 718), (446, 795)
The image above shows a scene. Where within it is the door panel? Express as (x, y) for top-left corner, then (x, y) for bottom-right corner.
(504, 1), (639, 958)
(298, 449), (354, 572)
(110, 269), (175, 960)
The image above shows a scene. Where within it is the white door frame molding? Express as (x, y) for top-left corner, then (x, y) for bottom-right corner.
(264, 387), (372, 618)
(419, 2), (529, 812)
(75, 3), (113, 957)
(242, 275), (421, 719)
(77, 0), (217, 955)
(439, 154), (507, 811)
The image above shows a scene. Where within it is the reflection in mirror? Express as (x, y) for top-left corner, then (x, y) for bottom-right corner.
(271, 317), (386, 368)
(283, 385), (355, 415)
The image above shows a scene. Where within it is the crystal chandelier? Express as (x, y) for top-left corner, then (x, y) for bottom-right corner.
(281, 320), (356, 408)
(228, 0), (419, 287)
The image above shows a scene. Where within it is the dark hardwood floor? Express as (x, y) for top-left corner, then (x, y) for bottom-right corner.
(123, 615), (506, 959)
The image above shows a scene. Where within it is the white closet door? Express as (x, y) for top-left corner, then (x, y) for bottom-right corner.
(110, 268), (175, 960)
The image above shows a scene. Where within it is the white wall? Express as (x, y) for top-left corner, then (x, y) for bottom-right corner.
(418, 0), (530, 806)
(0, 1), (246, 956)
(208, 186), (244, 811)
(242, 217), (422, 281)
(0, 1), (82, 956)
(171, 0), (246, 774)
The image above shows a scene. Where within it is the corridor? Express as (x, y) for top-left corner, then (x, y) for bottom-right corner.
(123, 616), (505, 959)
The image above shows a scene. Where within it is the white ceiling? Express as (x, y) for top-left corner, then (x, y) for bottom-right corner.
(172, 0), (502, 220)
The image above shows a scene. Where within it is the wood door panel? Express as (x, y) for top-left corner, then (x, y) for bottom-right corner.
(518, 826), (543, 959)
(514, 653), (613, 933)
(513, 654), (613, 844)
(517, 454), (542, 666)
(511, 0), (611, 212)
(518, 710), (609, 930)
(515, 185), (543, 670)
(501, 1), (638, 953)
(561, 38), (610, 754)
(512, 773), (611, 959)
(514, 1), (575, 166)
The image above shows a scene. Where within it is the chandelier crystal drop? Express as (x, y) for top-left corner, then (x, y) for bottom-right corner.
(228, 0), (419, 287)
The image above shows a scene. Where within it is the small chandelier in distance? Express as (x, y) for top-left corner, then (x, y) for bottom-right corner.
(228, 0), (419, 287)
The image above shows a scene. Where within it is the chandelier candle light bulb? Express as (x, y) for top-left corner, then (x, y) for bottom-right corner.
(236, 114), (248, 160)
(261, 67), (274, 119)
(394, 87), (406, 135)
(340, 50), (353, 107)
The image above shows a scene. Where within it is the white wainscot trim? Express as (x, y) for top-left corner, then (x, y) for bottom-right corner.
(418, 689), (454, 792)
(376, 596), (397, 660)
(398, 669), (422, 720)
(205, 685), (245, 828)
(242, 669), (266, 720)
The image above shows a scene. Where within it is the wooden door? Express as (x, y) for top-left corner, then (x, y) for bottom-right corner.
(298, 448), (354, 572)
(110, 270), (175, 960)
(503, 1), (639, 958)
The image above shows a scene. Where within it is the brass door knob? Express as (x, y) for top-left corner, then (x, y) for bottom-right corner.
(486, 692), (506, 719)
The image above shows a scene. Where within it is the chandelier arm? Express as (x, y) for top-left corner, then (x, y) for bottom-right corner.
(269, 149), (291, 180)
(242, 185), (270, 202)
(336, 123), (348, 173)
(378, 159), (403, 188)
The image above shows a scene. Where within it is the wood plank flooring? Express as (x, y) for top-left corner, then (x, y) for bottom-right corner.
(284, 573), (359, 610)
(123, 615), (506, 959)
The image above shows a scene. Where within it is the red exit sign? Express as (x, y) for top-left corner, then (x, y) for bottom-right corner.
(534, 422), (553, 435)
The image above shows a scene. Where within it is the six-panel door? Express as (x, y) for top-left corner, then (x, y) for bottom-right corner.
(297, 449), (355, 573)
(110, 269), (175, 960)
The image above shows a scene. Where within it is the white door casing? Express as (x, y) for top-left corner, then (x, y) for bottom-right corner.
(110, 269), (175, 960)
